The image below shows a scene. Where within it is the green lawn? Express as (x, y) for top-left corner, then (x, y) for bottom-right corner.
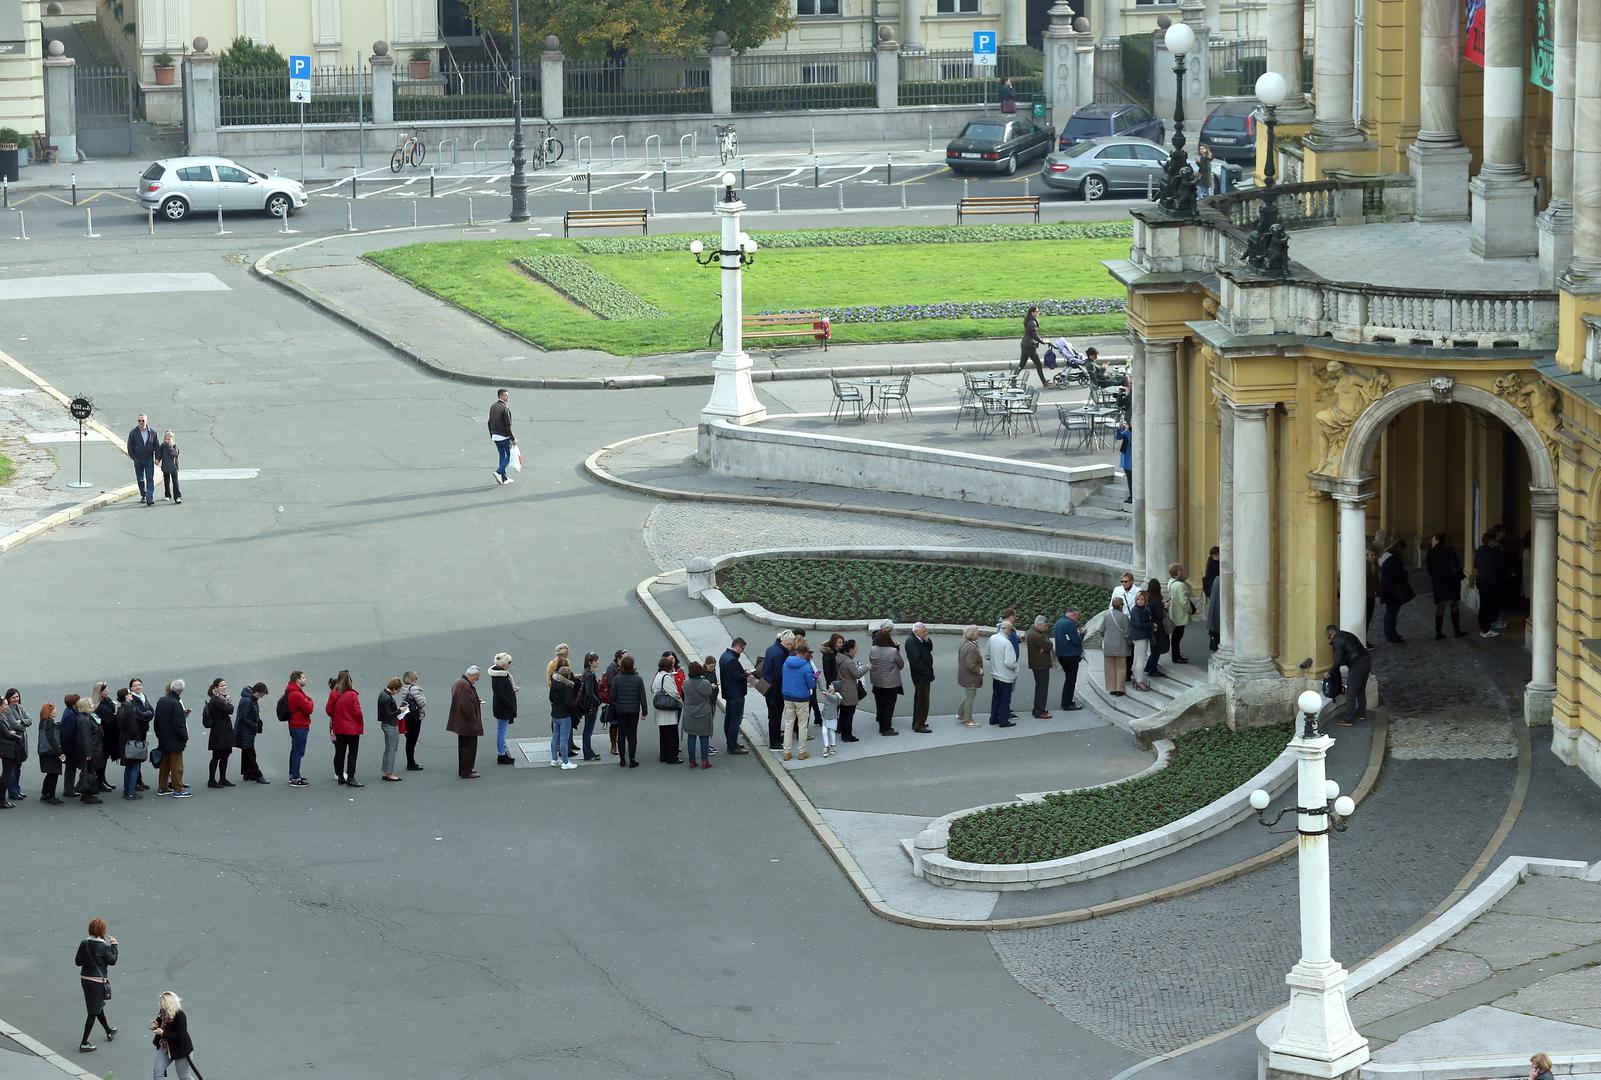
(366, 226), (1129, 357)
(0, 452), (13, 486)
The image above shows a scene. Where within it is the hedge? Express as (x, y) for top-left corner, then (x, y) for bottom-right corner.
(575, 220), (1135, 255)
(946, 723), (1292, 864)
(733, 84), (877, 113)
(516, 255), (664, 320)
(715, 558), (1111, 626)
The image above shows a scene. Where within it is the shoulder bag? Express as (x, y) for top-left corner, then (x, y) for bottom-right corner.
(651, 675), (681, 713)
(123, 737), (149, 762)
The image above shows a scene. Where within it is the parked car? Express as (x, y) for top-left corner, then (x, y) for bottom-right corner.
(1199, 99), (1259, 165)
(945, 116), (1056, 175)
(1038, 137), (1169, 201)
(1058, 103), (1164, 151)
(137, 156), (308, 221)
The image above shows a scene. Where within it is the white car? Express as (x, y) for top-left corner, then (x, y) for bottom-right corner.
(137, 156), (308, 221)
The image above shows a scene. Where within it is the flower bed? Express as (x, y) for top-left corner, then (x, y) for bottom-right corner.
(715, 558), (1110, 627)
(516, 255), (665, 320)
(945, 723), (1292, 864)
(573, 220), (1134, 255)
(757, 297), (1125, 324)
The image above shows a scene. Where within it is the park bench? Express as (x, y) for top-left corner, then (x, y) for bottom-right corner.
(743, 313), (830, 351)
(956, 195), (1041, 223)
(562, 208), (648, 237)
(30, 131), (59, 165)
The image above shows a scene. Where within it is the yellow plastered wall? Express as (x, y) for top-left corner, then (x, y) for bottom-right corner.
(0, 1), (45, 136)
(1555, 413), (1601, 739)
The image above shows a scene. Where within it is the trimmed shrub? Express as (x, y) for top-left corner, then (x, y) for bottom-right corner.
(516, 255), (665, 320)
(575, 220), (1134, 255)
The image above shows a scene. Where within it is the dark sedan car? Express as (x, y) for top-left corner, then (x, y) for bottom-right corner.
(1199, 99), (1259, 165)
(945, 116), (1056, 175)
(1058, 103), (1164, 151)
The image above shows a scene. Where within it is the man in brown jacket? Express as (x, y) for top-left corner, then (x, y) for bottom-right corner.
(1025, 615), (1054, 720)
(446, 666), (484, 778)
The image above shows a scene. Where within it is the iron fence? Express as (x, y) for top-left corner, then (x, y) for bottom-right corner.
(897, 48), (1042, 108)
(1118, 33), (1154, 111)
(731, 50), (875, 112)
(1092, 42), (1123, 103)
(1208, 39), (1314, 98)
(75, 64), (136, 156)
(220, 66), (368, 126)
(565, 55), (711, 117)
(395, 62), (538, 122)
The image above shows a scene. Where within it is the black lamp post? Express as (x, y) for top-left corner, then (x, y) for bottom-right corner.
(1244, 70), (1290, 274)
(1155, 21), (1197, 217)
(508, 0), (529, 222)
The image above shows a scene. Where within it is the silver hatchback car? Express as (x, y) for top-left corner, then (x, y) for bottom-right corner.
(137, 156), (308, 221)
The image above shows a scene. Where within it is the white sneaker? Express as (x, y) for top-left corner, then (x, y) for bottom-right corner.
(1480, 630), (1500, 638)
(548, 759), (560, 767)
(493, 472), (504, 485)
(502, 476), (515, 485)
(559, 762), (577, 770)
(1491, 620), (1506, 630)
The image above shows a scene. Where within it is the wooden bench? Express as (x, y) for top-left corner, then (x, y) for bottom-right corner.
(956, 195), (1041, 223)
(30, 131), (59, 165)
(562, 208), (648, 237)
(743, 312), (829, 351)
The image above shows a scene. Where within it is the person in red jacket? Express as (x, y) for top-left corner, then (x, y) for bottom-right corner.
(326, 669), (365, 788)
(282, 671), (315, 788)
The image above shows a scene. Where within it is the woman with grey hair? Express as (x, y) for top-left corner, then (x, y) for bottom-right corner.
(446, 666), (485, 779)
(1102, 597), (1132, 696)
(956, 625), (984, 727)
(490, 652), (518, 766)
(833, 639), (865, 742)
(400, 671), (426, 771)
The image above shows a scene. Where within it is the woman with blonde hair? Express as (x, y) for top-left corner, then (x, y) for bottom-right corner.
(546, 644), (570, 687)
(956, 625), (984, 727)
(150, 990), (197, 1079)
(490, 652), (518, 766)
(1530, 1052), (1554, 1080)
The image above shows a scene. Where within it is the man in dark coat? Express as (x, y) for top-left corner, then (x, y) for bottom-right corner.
(235, 683), (268, 783)
(1425, 532), (1468, 641)
(718, 638), (750, 756)
(904, 624), (936, 733)
(488, 389), (516, 486)
(153, 681), (191, 796)
(1326, 625), (1372, 726)
(1052, 609), (1084, 711)
(126, 414), (160, 506)
(1377, 540), (1415, 644)
(1475, 532), (1507, 637)
(761, 632), (793, 751)
(446, 666), (484, 779)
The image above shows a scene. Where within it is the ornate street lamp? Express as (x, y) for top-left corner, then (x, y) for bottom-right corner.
(1155, 21), (1198, 217)
(1244, 70), (1290, 274)
(691, 173), (767, 442)
(508, 0), (529, 223)
(1248, 690), (1370, 1080)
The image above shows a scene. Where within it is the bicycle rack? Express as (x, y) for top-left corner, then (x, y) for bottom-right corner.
(437, 137), (458, 165)
(576, 135), (592, 164)
(609, 134), (627, 165)
(472, 138), (488, 170)
(643, 134), (662, 165)
(678, 132), (696, 164)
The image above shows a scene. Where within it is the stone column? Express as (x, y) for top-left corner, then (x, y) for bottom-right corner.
(1470, 0), (1538, 258)
(540, 37), (564, 121)
(1003, 0), (1025, 46)
(1570, 1), (1601, 282)
(1130, 338), (1147, 578)
(1215, 398), (1235, 665)
(1408, 0), (1471, 221)
(1526, 488), (1559, 725)
(1180, 3), (1212, 108)
(1334, 491), (1373, 639)
(876, 27), (900, 111)
(1539, 0), (1578, 284)
(43, 45), (77, 164)
(1309, 0), (1360, 144)
(1143, 339), (1180, 582)
(369, 51), (394, 127)
(1231, 404), (1277, 678)
(186, 45), (219, 155)
(1042, 3), (1087, 132)
(1096, 0), (1121, 43)
(901, 0), (924, 53)
(1265, 0), (1307, 111)
(709, 33), (733, 116)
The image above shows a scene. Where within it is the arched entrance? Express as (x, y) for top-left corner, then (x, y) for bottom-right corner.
(1329, 379), (1557, 723)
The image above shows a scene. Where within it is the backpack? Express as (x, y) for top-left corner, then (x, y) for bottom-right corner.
(275, 693), (290, 723)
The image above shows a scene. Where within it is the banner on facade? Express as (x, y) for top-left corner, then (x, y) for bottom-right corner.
(0, 0), (25, 55)
(1463, 0), (1485, 67)
(1531, 0), (1553, 91)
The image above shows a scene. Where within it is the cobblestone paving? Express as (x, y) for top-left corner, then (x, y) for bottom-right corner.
(987, 590), (1523, 1057)
(643, 502), (1134, 571)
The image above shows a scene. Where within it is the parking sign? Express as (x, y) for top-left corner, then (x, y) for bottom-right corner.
(289, 54), (312, 103)
(973, 30), (997, 67)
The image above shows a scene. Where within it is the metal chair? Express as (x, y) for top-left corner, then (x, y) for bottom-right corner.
(1055, 404), (1090, 450)
(830, 377), (865, 421)
(1006, 387), (1040, 435)
(877, 374), (912, 421)
(980, 394), (1011, 436)
(955, 386), (984, 431)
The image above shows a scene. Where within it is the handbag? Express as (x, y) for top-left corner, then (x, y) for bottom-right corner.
(652, 690), (681, 712)
(753, 676), (772, 696)
(1161, 616), (1175, 634)
(1322, 669), (1345, 700)
(124, 738), (149, 762)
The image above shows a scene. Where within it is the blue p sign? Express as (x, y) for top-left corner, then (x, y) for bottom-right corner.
(289, 54), (311, 79)
(973, 31), (996, 54)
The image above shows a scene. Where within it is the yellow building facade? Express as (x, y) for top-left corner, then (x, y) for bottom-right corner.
(1113, 0), (1601, 788)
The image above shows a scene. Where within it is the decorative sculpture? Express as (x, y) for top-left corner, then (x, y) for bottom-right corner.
(1313, 361), (1392, 475)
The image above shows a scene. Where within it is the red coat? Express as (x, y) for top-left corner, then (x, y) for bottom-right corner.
(284, 682), (315, 730)
(326, 688), (364, 736)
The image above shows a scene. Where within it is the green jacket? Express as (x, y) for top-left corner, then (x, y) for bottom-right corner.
(1168, 577), (1192, 627)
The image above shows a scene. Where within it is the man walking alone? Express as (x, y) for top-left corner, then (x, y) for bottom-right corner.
(488, 389), (516, 486)
(126, 415), (159, 506)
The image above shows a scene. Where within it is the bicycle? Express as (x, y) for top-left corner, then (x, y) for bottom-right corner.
(390, 131), (426, 173)
(714, 122), (738, 165)
(530, 124), (563, 171)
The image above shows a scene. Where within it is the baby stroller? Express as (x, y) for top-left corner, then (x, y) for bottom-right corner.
(1047, 339), (1091, 389)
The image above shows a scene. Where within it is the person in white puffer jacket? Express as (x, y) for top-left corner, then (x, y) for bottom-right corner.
(987, 620), (1019, 729)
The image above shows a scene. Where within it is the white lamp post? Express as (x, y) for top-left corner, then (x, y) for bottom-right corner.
(1250, 690), (1368, 1080)
(692, 173), (767, 457)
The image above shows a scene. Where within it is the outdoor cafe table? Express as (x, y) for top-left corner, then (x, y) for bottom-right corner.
(978, 387), (1031, 435)
(1067, 404), (1121, 450)
(840, 377), (887, 421)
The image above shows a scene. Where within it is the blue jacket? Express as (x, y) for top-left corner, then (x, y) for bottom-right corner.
(62, 707), (82, 767)
(1129, 604), (1154, 641)
(762, 639), (789, 695)
(718, 648), (747, 701)
(1052, 615), (1083, 659)
(781, 655), (817, 701)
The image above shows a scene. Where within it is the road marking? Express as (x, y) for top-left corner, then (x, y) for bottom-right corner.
(26, 431), (109, 444)
(590, 171), (654, 194)
(357, 181), (410, 199)
(667, 170), (724, 192)
(820, 165), (874, 187)
(183, 468), (260, 480)
(9, 191), (72, 206)
(746, 168), (804, 189)
(0, 272), (230, 301)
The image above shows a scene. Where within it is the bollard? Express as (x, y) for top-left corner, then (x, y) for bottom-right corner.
(886, 153), (892, 185)
(147, 208), (155, 236)
(649, 188), (656, 216)
(927, 125), (934, 152)
(814, 156), (820, 187)
(963, 177), (970, 200)
(1023, 176), (1030, 198)
(775, 185), (781, 214)
(587, 191), (594, 211)
(662, 165), (668, 192)
(15, 210), (26, 241)
(351, 172), (358, 199)
(215, 205), (230, 236)
(1147, 174), (1154, 200)
(809, 127), (816, 155)
(741, 165), (745, 189)
(84, 208), (99, 238)
(2, 178), (6, 208)
(346, 202), (356, 232)
(900, 183), (907, 210)
(837, 183), (844, 211)
(429, 166), (435, 199)
(412, 199), (418, 227)
(586, 170), (592, 194)
(320, 137), (326, 169)
(71, 173), (78, 206)
(282, 207), (295, 234)
(467, 196), (475, 226)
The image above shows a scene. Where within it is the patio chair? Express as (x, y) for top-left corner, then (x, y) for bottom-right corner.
(877, 374), (912, 421)
(830, 377), (865, 421)
(1055, 404), (1090, 450)
(980, 394), (1011, 436)
(955, 385), (984, 431)
(1006, 388), (1040, 435)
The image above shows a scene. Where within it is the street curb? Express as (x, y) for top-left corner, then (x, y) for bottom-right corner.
(586, 429), (1132, 546)
(634, 569), (1389, 931)
(0, 1018), (99, 1080)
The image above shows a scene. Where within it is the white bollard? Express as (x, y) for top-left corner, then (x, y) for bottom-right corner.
(84, 208), (100, 238)
(215, 206), (230, 236)
(346, 202), (356, 232)
(927, 125), (934, 152)
(963, 177), (970, 200)
(837, 184), (844, 211)
(15, 210), (26, 241)
(649, 188), (656, 216)
(775, 186), (781, 214)
(147, 208), (155, 236)
(900, 183), (907, 209)
(412, 199), (418, 227)
(587, 191), (594, 210)
(809, 126), (816, 155)
(1023, 176), (1030, 198)
(467, 196), (475, 226)
(281, 208), (295, 234)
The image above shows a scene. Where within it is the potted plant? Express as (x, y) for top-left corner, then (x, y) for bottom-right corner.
(408, 48), (430, 79)
(152, 52), (175, 85)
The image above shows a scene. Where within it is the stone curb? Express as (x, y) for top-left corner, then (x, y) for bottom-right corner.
(0, 1018), (99, 1080)
(1360, 1052), (1601, 1078)
(635, 569), (1389, 931)
(587, 430), (1132, 546)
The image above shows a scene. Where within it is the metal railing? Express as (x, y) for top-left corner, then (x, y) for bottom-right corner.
(731, 50), (876, 112)
(220, 66), (367, 126)
(897, 48), (1042, 107)
(395, 62), (537, 121)
(1118, 33), (1154, 110)
(1092, 42), (1124, 103)
(565, 55), (712, 117)
(1207, 39), (1314, 98)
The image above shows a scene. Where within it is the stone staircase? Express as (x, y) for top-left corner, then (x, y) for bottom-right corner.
(1072, 478), (1134, 522)
(1080, 645), (1214, 732)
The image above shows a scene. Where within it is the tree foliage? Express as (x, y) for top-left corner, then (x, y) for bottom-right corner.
(220, 36), (288, 72)
(464, 0), (794, 60)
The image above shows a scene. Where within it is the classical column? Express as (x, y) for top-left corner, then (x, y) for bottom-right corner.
(901, 0), (924, 53)
(1265, 0), (1306, 112)
(1231, 404), (1277, 677)
(1539, 0), (1578, 284)
(1526, 488), (1559, 724)
(1215, 398), (1236, 663)
(1130, 339), (1147, 578)
(1097, 0), (1121, 44)
(1334, 491), (1373, 639)
(1002, 0), (1025, 45)
(1308, 0), (1360, 145)
(1569, 0), (1601, 283)
(1470, 0), (1538, 258)
(1408, 0), (1471, 221)
(709, 32), (733, 116)
(1143, 339), (1180, 581)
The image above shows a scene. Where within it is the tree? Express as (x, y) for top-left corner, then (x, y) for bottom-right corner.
(220, 36), (288, 72)
(465, 0), (793, 60)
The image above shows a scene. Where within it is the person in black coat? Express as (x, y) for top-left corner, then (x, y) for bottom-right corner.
(1325, 625), (1371, 726)
(607, 654), (647, 768)
(201, 679), (236, 788)
(75, 917), (118, 1052)
(235, 683), (268, 783)
(718, 639), (751, 756)
(1377, 540), (1414, 643)
(76, 698), (106, 804)
(1425, 532), (1468, 641)
(490, 653), (519, 766)
(1475, 532), (1507, 637)
(92, 684), (117, 792)
(904, 625), (936, 733)
(126, 414), (159, 506)
(151, 991), (197, 1079)
(61, 694), (84, 799)
(153, 681), (191, 797)
(35, 702), (64, 805)
(116, 685), (153, 800)
(578, 653), (603, 762)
